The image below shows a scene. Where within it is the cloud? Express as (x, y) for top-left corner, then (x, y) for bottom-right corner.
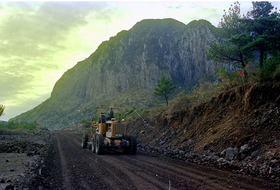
(0, 2), (104, 121)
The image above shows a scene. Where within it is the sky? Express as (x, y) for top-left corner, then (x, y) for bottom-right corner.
(0, 0), (279, 121)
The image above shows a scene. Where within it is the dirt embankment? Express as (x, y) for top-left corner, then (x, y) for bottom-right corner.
(0, 129), (51, 190)
(127, 83), (280, 181)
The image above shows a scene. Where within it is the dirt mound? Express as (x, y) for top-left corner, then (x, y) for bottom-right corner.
(0, 129), (51, 189)
(127, 83), (280, 180)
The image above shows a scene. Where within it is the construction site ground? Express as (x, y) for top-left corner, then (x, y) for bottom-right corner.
(24, 131), (279, 190)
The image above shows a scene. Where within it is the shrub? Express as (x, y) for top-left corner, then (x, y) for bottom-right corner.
(260, 57), (280, 83)
(80, 119), (92, 128)
(0, 121), (39, 132)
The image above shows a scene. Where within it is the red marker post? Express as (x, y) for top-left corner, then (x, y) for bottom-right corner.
(238, 70), (242, 75)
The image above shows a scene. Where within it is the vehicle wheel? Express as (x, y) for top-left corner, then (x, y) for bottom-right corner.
(81, 133), (88, 149)
(125, 135), (137, 155)
(96, 134), (105, 155)
(92, 134), (96, 153)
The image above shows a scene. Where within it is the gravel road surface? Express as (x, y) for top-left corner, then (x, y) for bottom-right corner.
(38, 132), (279, 190)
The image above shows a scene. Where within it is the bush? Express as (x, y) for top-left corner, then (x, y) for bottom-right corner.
(216, 66), (243, 87)
(123, 106), (150, 123)
(0, 121), (39, 132)
(260, 58), (280, 83)
(80, 119), (92, 128)
(167, 92), (194, 115)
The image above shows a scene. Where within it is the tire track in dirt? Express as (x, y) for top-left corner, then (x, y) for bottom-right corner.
(52, 132), (279, 190)
(55, 133), (74, 190)
(65, 132), (177, 189)
(107, 153), (225, 190)
(55, 132), (104, 189)
(113, 155), (240, 190)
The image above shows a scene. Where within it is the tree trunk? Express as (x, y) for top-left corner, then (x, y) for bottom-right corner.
(164, 93), (168, 106)
(259, 46), (264, 69)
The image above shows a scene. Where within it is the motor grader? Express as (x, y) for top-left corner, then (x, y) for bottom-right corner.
(81, 105), (137, 155)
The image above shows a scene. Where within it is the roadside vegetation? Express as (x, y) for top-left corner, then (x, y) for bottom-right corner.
(0, 121), (44, 132)
(79, 118), (93, 128)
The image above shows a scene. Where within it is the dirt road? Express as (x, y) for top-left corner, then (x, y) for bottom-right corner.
(36, 132), (279, 190)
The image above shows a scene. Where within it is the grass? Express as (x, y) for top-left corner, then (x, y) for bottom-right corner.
(0, 121), (43, 132)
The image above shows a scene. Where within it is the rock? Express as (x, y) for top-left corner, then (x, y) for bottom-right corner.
(269, 167), (273, 174)
(217, 157), (225, 163)
(5, 184), (14, 190)
(251, 151), (258, 158)
(256, 156), (263, 161)
(181, 142), (191, 152)
(225, 147), (238, 161)
(207, 148), (214, 154)
(33, 155), (41, 161)
(26, 151), (35, 156)
(220, 149), (227, 157)
(203, 144), (210, 150)
(179, 150), (185, 155)
(240, 144), (249, 153)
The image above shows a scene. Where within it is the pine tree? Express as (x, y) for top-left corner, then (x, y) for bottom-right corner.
(243, 1), (280, 68)
(207, 1), (280, 81)
(207, 2), (254, 72)
(154, 72), (176, 106)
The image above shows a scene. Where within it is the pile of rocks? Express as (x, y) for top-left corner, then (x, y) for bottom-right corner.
(0, 129), (51, 190)
(138, 141), (280, 182)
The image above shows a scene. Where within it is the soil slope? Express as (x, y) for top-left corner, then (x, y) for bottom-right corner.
(127, 83), (280, 180)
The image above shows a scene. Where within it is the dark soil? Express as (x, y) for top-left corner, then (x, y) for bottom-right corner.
(18, 131), (280, 190)
(126, 83), (280, 182)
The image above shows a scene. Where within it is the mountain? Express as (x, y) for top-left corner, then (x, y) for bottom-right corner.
(12, 18), (228, 129)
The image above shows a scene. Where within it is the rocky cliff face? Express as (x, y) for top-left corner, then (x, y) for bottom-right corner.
(12, 18), (225, 129)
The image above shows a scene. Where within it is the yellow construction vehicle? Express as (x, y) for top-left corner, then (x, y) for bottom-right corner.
(81, 105), (136, 155)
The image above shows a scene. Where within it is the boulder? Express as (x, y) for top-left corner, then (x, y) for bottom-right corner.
(224, 147), (238, 161)
(240, 144), (250, 153)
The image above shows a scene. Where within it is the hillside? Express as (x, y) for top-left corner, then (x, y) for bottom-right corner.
(127, 83), (280, 180)
(11, 18), (228, 129)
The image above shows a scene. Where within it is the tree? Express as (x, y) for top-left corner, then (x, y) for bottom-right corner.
(207, 2), (255, 75)
(154, 72), (176, 105)
(243, 1), (280, 68)
(0, 104), (5, 117)
(207, 1), (280, 81)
